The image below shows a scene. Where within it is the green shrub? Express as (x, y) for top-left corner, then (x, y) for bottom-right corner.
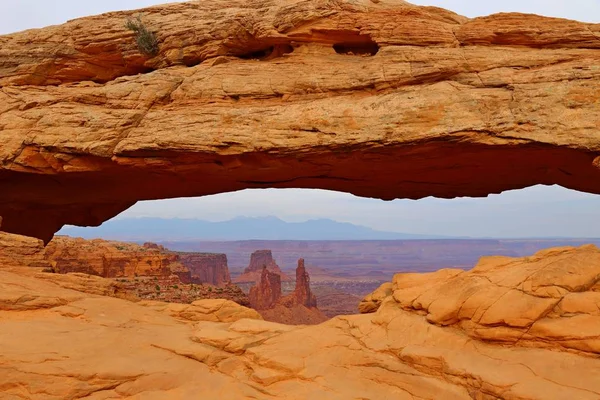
(125, 15), (159, 56)
(155, 285), (160, 291)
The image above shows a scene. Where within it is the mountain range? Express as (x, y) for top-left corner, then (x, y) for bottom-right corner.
(59, 216), (460, 241)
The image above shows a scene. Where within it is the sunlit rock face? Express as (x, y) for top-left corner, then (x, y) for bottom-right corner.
(2, 245), (600, 398)
(1, 0), (600, 242)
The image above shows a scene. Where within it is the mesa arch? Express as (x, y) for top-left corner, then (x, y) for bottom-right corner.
(1, 0), (599, 243)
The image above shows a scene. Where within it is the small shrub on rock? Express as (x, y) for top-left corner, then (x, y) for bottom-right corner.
(125, 15), (159, 56)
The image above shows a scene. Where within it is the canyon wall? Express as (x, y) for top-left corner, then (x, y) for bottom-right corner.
(44, 237), (179, 278)
(179, 253), (231, 287)
(0, 233), (233, 287)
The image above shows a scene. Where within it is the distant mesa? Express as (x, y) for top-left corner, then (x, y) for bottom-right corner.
(178, 253), (231, 287)
(234, 249), (292, 284)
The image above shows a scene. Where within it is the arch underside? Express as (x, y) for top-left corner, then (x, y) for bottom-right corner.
(0, 0), (599, 242)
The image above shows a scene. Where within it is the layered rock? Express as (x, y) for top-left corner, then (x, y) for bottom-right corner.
(362, 244), (600, 355)
(0, 232), (49, 269)
(358, 282), (393, 314)
(44, 236), (180, 278)
(178, 253), (231, 287)
(290, 258), (316, 308)
(2, 0), (600, 242)
(2, 245), (600, 399)
(249, 259), (327, 325)
(248, 266), (282, 310)
(234, 250), (291, 283)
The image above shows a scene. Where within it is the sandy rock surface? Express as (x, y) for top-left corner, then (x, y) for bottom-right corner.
(2, 245), (600, 399)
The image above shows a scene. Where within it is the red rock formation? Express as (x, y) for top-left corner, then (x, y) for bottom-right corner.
(43, 237), (181, 278)
(234, 250), (291, 283)
(248, 267), (282, 310)
(2, 1), (600, 243)
(178, 253), (231, 287)
(249, 258), (327, 324)
(4, 244), (600, 398)
(292, 258), (317, 308)
(143, 242), (166, 251)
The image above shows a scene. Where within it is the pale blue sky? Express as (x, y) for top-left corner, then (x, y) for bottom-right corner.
(3, 1), (600, 237)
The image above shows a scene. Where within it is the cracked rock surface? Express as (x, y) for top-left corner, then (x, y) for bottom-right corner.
(1, 0), (600, 242)
(2, 245), (600, 399)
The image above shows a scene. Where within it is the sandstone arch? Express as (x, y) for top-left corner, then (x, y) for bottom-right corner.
(1, 0), (599, 242)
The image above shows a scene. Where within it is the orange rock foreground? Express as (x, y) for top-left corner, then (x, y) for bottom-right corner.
(1, 245), (599, 399)
(1, 0), (600, 242)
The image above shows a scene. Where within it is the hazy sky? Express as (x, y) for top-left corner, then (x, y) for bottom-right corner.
(4, 1), (600, 237)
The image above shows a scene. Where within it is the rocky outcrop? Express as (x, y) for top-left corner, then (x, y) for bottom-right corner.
(249, 259), (327, 325)
(358, 282), (393, 313)
(2, 245), (600, 399)
(248, 266), (282, 310)
(362, 245), (600, 354)
(290, 258), (316, 308)
(0, 233), (252, 306)
(0, 232), (49, 269)
(234, 250), (291, 283)
(178, 253), (231, 287)
(44, 236), (180, 278)
(2, 0), (600, 242)
(139, 299), (262, 323)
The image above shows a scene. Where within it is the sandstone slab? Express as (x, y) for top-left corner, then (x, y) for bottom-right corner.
(0, 0), (599, 241)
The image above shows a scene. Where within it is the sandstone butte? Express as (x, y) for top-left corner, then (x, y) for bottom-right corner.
(2, 243), (600, 399)
(177, 252), (232, 286)
(0, 0), (600, 243)
(249, 258), (328, 324)
(234, 249), (292, 283)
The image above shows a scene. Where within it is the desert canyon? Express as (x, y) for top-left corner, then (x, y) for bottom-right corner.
(1, 0), (600, 398)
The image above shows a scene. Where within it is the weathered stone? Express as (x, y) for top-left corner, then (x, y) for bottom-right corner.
(178, 253), (231, 286)
(1, 0), (600, 242)
(2, 245), (600, 399)
(250, 259), (328, 325)
(249, 266), (282, 310)
(44, 236), (181, 278)
(0, 232), (49, 269)
(235, 250), (291, 283)
(292, 258), (317, 308)
(358, 282), (393, 313)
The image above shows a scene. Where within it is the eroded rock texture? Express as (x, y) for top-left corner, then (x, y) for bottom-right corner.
(285, 258), (317, 308)
(44, 236), (181, 277)
(250, 258), (328, 324)
(249, 266), (282, 310)
(178, 253), (232, 286)
(2, 245), (600, 399)
(235, 249), (291, 283)
(1, 0), (600, 242)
